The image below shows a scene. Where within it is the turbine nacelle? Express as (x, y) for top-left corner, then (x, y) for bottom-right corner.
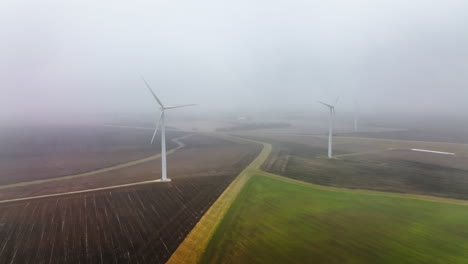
(157, 105), (198, 111)
(140, 75), (196, 144)
(164, 104), (197, 110)
(317, 97), (339, 111)
(140, 74), (197, 181)
(317, 101), (335, 109)
(317, 97), (339, 159)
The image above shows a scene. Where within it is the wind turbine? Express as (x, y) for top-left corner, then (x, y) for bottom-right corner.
(354, 100), (359, 132)
(317, 97), (339, 159)
(141, 75), (196, 182)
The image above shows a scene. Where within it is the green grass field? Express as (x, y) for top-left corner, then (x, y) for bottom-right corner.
(200, 174), (468, 264)
(253, 134), (468, 200)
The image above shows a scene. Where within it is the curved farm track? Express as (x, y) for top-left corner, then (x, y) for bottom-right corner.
(0, 134), (192, 195)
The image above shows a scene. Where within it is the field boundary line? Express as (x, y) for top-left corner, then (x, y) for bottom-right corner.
(0, 179), (174, 204)
(237, 136), (468, 206)
(0, 134), (191, 191)
(166, 137), (271, 264)
(332, 149), (391, 158)
(259, 171), (468, 206)
(0, 134), (193, 203)
(244, 132), (468, 147)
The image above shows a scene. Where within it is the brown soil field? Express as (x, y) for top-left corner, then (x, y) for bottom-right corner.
(0, 134), (261, 200)
(243, 133), (468, 200)
(244, 133), (468, 158)
(0, 133), (262, 263)
(228, 118), (401, 135)
(340, 116), (468, 144)
(340, 129), (468, 144)
(0, 126), (181, 185)
(167, 120), (234, 132)
(0, 176), (234, 263)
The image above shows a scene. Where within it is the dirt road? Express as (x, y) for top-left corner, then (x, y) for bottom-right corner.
(0, 134), (192, 203)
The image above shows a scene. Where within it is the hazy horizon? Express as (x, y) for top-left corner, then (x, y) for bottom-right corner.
(1, 0), (468, 120)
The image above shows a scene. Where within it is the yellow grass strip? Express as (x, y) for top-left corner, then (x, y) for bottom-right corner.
(166, 138), (271, 264)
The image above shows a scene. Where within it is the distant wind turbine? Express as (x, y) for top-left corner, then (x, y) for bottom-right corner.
(354, 100), (359, 132)
(141, 75), (196, 182)
(318, 97), (339, 158)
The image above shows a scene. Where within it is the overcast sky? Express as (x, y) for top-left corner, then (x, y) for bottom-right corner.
(1, 0), (467, 120)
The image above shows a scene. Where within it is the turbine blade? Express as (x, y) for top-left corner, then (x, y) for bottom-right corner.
(317, 101), (334, 108)
(140, 74), (164, 108)
(150, 111), (164, 144)
(164, 104), (197, 109)
(334, 96), (340, 106)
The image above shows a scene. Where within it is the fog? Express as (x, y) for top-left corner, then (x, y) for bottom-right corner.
(1, 0), (468, 121)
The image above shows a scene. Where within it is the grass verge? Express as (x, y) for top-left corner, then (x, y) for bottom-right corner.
(166, 137), (271, 264)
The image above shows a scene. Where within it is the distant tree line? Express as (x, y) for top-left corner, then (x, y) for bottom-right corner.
(216, 122), (290, 132)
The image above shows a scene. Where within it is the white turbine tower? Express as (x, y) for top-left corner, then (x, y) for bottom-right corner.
(354, 100), (359, 132)
(141, 75), (196, 182)
(318, 97), (339, 159)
